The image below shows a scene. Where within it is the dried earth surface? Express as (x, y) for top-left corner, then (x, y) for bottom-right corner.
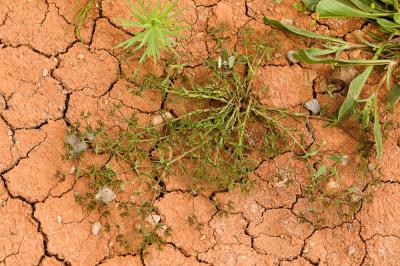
(0, 0), (399, 265)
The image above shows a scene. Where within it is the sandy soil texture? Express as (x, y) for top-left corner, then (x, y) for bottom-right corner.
(0, 0), (400, 265)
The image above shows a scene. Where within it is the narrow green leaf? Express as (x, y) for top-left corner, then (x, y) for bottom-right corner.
(302, 0), (321, 11)
(387, 84), (400, 109)
(373, 97), (382, 159)
(376, 18), (400, 28)
(394, 13), (400, 24)
(294, 49), (392, 66)
(386, 62), (395, 92)
(361, 98), (372, 129)
(336, 66), (374, 122)
(314, 165), (327, 178)
(263, 17), (347, 44)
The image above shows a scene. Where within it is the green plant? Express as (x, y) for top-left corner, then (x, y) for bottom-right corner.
(263, 0), (400, 158)
(73, 0), (96, 40)
(65, 31), (331, 251)
(117, 0), (188, 64)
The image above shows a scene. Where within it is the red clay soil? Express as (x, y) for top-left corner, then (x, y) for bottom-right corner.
(0, 0), (400, 265)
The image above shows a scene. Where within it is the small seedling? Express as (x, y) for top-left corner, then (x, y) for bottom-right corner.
(116, 0), (188, 64)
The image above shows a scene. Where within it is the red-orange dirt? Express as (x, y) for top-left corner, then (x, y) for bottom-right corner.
(0, 0), (399, 265)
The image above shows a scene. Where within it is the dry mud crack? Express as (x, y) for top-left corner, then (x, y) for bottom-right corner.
(0, 0), (399, 265)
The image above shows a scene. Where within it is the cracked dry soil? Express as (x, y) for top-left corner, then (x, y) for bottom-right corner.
(0, 0), (400, 265)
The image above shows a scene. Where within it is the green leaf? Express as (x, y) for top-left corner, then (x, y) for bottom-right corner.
(293, 48), (392, 66)
(316, 0), (388, 19)
(336, 66), (374, 123)
(302, 0), (321, 11)
(387, 63), (394, 93)
(373, 97), (382, 159)
(394, 13), (400, 24)
(349, 0), (381, 13)
(361, 98), (373, 129)
(376, 18), (400, 28)
(263, 17), (347, 44)
(387, 84), (400, 109)
(314, 165), (327, 178)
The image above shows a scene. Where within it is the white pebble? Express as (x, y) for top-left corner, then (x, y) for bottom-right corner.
(42, 69), (49, 77)
(70, 165), (76, 174)
(325, 178), (340, 193)
(305, 99), (321, 115)
(145, 213), (161, 225)
(162, 111), (174, 121)
(57, 215), (62, 223)
(95, 187), (116, 204)
(91, 221), (102, 236)
(151, 115), (164, 126)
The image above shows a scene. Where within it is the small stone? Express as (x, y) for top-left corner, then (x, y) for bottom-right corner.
(95, 187), (116, 204)
(368, 163), (376, 171)
(325, 178), (340, 193)
(145, 213), (161, 225)
(77, 53), (85, 60)
(162, 111), (174, 121)
(69, 166), (76, 174)
(151, 115), (164, 126)
(86, 132), (95, 141)
(351, 187), (363, 202)
(305, 99), (321, 115)
(42, 69), (49, 77)
(91, 221), (102, 236)
(64, 133), (87, 158)
(57, 215), (62, 223)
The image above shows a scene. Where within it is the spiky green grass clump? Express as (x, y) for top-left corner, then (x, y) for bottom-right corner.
(117, 0), (188, 63)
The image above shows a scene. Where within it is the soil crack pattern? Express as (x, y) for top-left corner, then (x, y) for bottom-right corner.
(0, 0), (399, 265)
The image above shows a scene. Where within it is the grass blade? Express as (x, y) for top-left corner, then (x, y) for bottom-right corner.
(263, 17), (347, 44)
(373, 96), (382, 159)
(293, 48), (393, 66)
(387, 84), (400, 109)
(335, 66), (374, 123)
